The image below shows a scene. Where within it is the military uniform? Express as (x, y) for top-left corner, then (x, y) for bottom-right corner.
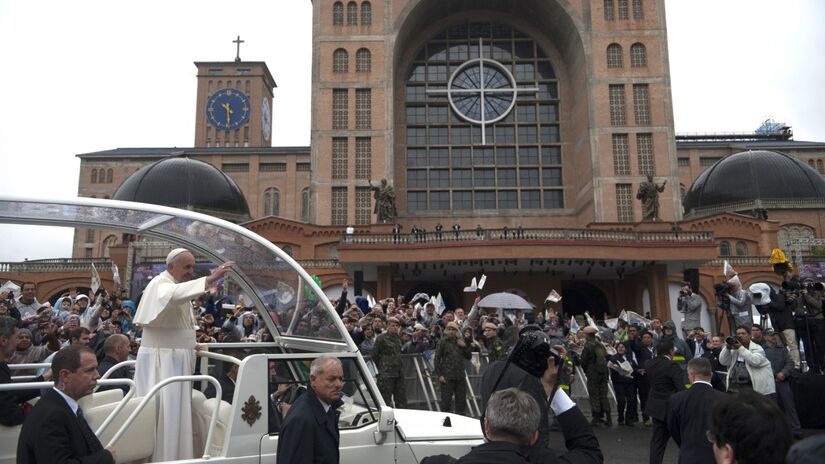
(433, 335), (472, 414)
(372, 330), (407, 408)
(581, 338), (611, 425)
(482, 336), (506, 362)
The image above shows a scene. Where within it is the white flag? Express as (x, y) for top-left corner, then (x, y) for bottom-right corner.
(723, 260), (736, 278)
(436, 292), (446, 314)
(569, 316), (580, 334)
(367, 294), (377, 309)
(477, 274), (487, 290)
(111, 263), (121, 287)
(463, 277), (478, 293)
(619, 309), (629, 322)
(545, 289), (562, 303)
(584, 311), (599, 331)
(90, 263), (101, 294)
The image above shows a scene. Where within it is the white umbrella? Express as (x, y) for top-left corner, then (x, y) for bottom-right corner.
(477, 292), (533, 311)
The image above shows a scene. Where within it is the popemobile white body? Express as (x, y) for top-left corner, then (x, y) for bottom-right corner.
(0, 195), (483, 464)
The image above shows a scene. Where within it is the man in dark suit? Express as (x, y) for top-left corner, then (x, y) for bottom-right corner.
(666, 357), (726, 464)
(96, 333), (132, 394)
(17, 345), (116, 464)
(685, 326), (709, 359)
(645, 338), (686, 464)
(277, 355), (344, 464)
(634, 330), (656, 425)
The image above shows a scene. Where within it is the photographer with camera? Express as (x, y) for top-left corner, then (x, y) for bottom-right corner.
(677, 283), (704, 339)
(784, 275), (823, 373)
(434, 326), (602, 464)
(724, 276), (753, 333)
(719, 325), (774, 397)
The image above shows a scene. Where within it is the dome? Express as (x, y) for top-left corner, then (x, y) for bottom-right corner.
(682, 150), (825, 214)
(113, 157), (251, 222)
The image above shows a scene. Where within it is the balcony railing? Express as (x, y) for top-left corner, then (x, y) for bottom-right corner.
(704, 256), (773, 267)
(0, 258), (114, 273)
(340, 228), (714, 246)
(296, 259), (340, 269)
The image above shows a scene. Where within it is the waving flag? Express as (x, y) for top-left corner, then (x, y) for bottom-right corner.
(90, 263), (101, 294)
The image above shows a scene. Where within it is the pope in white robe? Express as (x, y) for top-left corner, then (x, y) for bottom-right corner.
(134, 248), (233, 461)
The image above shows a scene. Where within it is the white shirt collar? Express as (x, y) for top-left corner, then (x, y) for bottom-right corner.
(692, 380), (712, 387)
(53, 387), (79, 415)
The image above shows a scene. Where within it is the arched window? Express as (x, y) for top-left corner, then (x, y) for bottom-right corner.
(719, 241), (731, 256)
(809, 159), (816, 168)
(356, 48), (371, 72)
(817, 159), (824, 174)
(91, 169), (98, 183)
(607, 43), (623, 68)
(333, 2), (343, 25)
(281, 245), (293, 257)
(778, 224), (815, 251)
(735, 241), (747, 256)
(106, 168), (113, 183)
(301, 188), (309, 222)
(630, 43), (647, 67)
(360, 1), (371, 26)
(347, 1), (357, 25)
(263, 187), (280, 216)
(333, 48), (348, 73)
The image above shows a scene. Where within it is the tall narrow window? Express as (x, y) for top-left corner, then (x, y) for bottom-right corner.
(636, 133), (654, 175)
(346, 1), (357, 25)
(604, 0), (615, 20)
(630, 43), (647, 68)
(301, 188), (309, 222)
(91, 169), (98, 183)
(616, 184), (634, 222)
(735, 241), (747, 256)
(817, 159), (824, 174)
(618, 0), (629, 19)
(606, 43), (623, 68)
(355, 88), (371, 129)
(355, 187), (371, 225)
(632, 0), (644, 19)
(355, 137), (371, 179)
(85, 228), (95, 243)
(719, 241), (731, 256)
(356, 48), (371, 72)
(106, 168), (113, 183)
(333, 2), (344, 25)
(332, 187), (348, 225)
(332, 89), (348, 129)
(263, 188), (280, 216)
(612, 134), (630, 175)
(332, 138), (348, 179)
(633, 84), (650, 125)
(333, 48), (348, 73)
(360, 1), (372, 26)
(609, 84), (626, 126)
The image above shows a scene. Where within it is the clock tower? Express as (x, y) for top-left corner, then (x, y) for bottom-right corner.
(194, 45), (276, 148)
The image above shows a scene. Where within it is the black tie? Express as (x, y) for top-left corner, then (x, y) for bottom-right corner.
(76, 407), (103, 452)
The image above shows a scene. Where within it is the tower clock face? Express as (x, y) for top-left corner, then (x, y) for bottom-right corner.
(206, 88), (251, 130)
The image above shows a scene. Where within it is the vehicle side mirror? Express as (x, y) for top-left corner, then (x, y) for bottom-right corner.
(377, 407), (395, 433)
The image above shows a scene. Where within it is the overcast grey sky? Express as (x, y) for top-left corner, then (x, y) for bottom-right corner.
(0, 0), (823, 262)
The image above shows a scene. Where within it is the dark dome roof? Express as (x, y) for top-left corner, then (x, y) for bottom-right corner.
(113, 157), (250, 222)
(683, 150), (825, 213)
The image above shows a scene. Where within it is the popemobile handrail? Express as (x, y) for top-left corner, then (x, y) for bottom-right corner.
(105, 375), (223, 459)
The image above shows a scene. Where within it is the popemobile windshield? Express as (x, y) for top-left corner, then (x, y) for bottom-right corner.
(0, 195), (482, 464)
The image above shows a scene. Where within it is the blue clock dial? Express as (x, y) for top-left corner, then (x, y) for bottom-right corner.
(206, 88), (251, 130)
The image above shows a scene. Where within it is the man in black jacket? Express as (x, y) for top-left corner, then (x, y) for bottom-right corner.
(666, 357), (726, 464)
(17, 345), (116, 464)
(276, 356), (344, 464)
(0, 315), (52, 427)
(764, 329), (803, 439)
(96, 333), (131, 394)
(645, 338), (686, 464)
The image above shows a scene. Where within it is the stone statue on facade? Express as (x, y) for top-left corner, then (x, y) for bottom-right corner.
(636, 174), (666, 221)
(370, 178), (397, 222)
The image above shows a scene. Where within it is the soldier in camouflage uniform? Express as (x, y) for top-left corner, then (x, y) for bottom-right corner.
(481, 322), (506, 362)
(580, 326), (611, 426)
(371, 317), (407, 408)
(433, 321), (472, 414)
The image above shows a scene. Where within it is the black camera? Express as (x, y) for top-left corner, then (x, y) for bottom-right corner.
(725, 336), (738, 349)
(509, 326), (562, 377)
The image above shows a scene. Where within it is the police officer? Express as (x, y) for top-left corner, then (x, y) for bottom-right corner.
(371, 317), (406, 408)
(581, 326), (611, 426)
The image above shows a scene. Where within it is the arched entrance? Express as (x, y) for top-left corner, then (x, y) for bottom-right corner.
(561, 281), (609, 320)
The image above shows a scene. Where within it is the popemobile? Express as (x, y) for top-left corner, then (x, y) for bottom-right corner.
(0, 195), (483, 464)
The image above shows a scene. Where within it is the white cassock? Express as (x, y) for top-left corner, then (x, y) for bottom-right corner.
(134, 270), (206, 461)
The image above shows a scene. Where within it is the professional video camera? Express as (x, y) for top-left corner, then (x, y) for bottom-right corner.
(508, 325), (562, 377)
(714, 282), (733, 311)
